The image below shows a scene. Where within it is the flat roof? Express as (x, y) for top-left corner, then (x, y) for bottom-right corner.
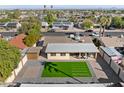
(46, 43), (99, 53)
(100, 37), (124, 47)
(100, 46), (122, 57)
(28, 47), (42, 53)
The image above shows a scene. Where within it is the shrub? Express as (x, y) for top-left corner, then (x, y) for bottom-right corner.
(0, 40), (21, 82)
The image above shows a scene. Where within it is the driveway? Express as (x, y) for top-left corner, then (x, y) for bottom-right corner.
(14, 60), (44, 83)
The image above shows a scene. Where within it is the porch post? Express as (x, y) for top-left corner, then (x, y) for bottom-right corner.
(79, 53), (82, 58)
(95, 53), (97, 58)
(85, 53), (87, 58)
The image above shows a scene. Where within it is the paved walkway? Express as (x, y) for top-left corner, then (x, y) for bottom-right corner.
(14, 61), (98, 84)
(14, 55), (121, 84)
(89, 54), (121, 83)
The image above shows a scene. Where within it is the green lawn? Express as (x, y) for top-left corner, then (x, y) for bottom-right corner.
(41, 62), (92, 77)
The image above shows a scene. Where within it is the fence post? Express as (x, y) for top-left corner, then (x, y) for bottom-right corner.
(21, 59), (24, 67)
(109, 58), (112, 65)
(118, 68), (121, 76)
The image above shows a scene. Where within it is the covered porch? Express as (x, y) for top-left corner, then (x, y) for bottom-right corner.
(70, 52), (97, 59)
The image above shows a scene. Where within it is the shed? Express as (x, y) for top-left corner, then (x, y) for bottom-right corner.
(27, 47), (42, 60)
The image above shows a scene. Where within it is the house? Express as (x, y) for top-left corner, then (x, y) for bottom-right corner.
(9, 34), (27, 50)
(41, 22), (49, 28)
(52, 21), (74, 30)
(6, 22), (21, 29)
(0, 23), (6, 28)
(98, 36), (124, 56)
(27, 47), (42, 60)
(99, 46), (123, 64)
(45, 43), (99, 60)
(0, 22), (21, 29)
(99, 37), (124, 48)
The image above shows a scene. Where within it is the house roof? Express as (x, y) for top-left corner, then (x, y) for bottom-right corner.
(0, 23), (6, 27)
(100, 37), (124, 47)
(42, 22), (48, 26)
(27, 47), (42, 53)
(9, 34), (27, 50)
(100, 46), (122, 57)
(45, 43), (99, 53)
(6, 22), (18, 27)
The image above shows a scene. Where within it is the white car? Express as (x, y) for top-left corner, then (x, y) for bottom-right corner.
(92, 32), (100, 37)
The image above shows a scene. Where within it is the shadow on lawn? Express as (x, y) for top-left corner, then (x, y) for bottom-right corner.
(44, 62), (84, 84)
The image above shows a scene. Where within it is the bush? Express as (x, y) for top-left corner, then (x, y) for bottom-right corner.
(0, 40), (21, 82)
(23, 29), (41, 47)
(92, 38), (101, 48)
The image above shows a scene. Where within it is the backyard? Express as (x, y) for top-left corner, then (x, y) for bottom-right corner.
(41, 62), (92, 77)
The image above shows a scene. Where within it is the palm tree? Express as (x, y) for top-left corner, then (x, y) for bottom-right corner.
(43, 5), (47, 14)
(50, 5), (53, 9)
(44, 5), (46, 9)
(98, 16), (111, 37)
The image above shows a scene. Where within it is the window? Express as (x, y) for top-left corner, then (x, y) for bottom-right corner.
(60, 53), (66, 56)
(51, 53), (56, 56)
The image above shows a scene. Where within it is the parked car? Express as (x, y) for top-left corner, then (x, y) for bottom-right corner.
(48, 29), (55, 32)
(108, 27), (116, 30)
(85, 30), (94, 32)
(84, 30), (94, 36)
(92, 32), (100, 37)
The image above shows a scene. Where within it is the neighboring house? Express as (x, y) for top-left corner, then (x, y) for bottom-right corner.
(0, 32), (17, 41)
(0, 23), (6, 28)
(19, 14), (29, 19)
(99, 46), (123, 64)
(0, 14), (8, 19)
(6, 22), (21, 29)
(0, 22), (21, 29)
(52, 21), (74, 30)
(9, 34), (27, 50)
(99, 37), (124, 48)
(45, 43), (99, 60)
(41, 22), (49, 28)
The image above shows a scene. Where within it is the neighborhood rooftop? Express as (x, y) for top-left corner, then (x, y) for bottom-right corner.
(100, 46), (122, 57)
(45, 43), (99, 53)
(100, 37), (124, 47)
(9, 34), (27, 50)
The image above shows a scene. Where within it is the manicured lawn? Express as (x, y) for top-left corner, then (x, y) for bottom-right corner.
(41, 62), (92, 77)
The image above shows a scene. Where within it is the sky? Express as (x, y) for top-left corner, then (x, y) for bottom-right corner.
(0, 5), (124, 10)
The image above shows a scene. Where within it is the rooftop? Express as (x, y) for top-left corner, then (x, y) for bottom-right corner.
(100, 46), (122, 57)
(9, 34), (27, 50)
(45, 43), (99, 53)
(44, 36), (93, 46)
(27, 47), (42, 53)
(100, 37), (124, 47)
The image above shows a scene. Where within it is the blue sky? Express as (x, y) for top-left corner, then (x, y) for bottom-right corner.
(0, 5), (124, 10)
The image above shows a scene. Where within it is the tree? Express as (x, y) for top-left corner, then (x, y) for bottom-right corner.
(8, 9), (21, 19)
(69, 16), (78, 23)
(19, 16), (41, 34)
(0, 39), (21, 82)
(44, 11), (57, 26)
(92, 38), (101, 48)
(23, 28), (41, 47)
(0, 18), (11, 22)
(98, 16), (111, 36)
(111, 16), (122, 28)
(18, 22), (29, 34)
(82, 19), (94, 30)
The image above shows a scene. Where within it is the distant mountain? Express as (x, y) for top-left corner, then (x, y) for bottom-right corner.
(0, 5), (124, 10)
